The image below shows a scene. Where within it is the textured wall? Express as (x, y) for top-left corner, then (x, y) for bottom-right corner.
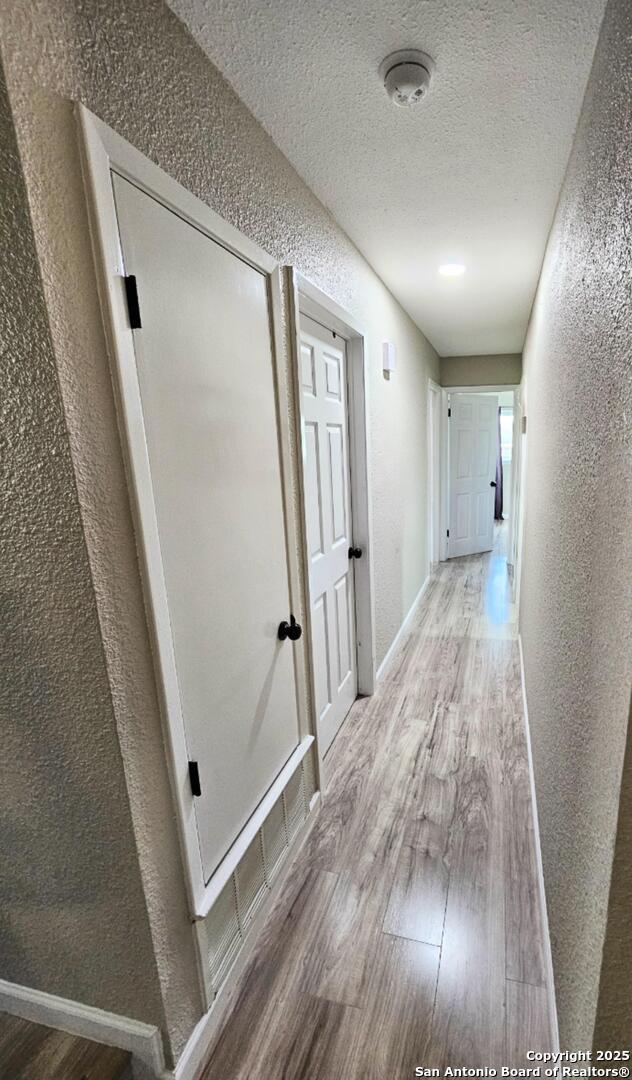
(0, 0), (439, 1060)
(519, 0), (632, 1047)
(593, 692), (632, 1048)
(440, 353), (522, 386)
(0, 55), (167, 1034)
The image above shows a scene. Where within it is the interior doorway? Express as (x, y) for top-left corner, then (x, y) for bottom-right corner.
(289, 272), (376, 770)
(298, 314), (358, 757)
(439, 384), (520, 565)
(448, 392), (499, 558)
(78, 106), (315, 920)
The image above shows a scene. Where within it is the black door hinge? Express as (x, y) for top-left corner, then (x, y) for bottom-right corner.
(188, 761), (202, 798)
(123, 274), (142, 329)
(447, 529), (450, 538)
(448, 407), (451, 418)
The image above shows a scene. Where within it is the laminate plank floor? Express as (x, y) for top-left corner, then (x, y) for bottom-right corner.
(200, 524), (553, 1079)
(0, 1013), (131, 1080)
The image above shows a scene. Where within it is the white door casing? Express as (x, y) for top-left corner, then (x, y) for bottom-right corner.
(427, 380), (442, 568)
(112, 173), (302, 883)
(299, 315), (357, 755)
(448, 393), (499, 558)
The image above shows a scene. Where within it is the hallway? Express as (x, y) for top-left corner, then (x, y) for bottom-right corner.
(200, 526), (553, 1077)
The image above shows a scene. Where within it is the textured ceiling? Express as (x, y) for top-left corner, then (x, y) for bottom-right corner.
(167, 0), (607, 355)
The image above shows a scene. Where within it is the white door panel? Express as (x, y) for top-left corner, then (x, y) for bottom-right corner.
(112, 174), (300, 882)
(300, 315), (357, 755)
(449, 393), (498, 558)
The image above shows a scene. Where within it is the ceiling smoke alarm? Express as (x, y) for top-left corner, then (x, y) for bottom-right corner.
(379, 49), (435, 107)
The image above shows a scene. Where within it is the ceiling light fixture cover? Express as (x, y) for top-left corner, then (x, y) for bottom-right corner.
(379, 49), (435, 108)
(439, 263), (466, 276)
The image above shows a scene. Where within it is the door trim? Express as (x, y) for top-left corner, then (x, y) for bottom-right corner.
(441, 383), (520, 563)
(76, 104), (312, 919)
(427, 379), (442, 569)
(286, 270), (375, 779)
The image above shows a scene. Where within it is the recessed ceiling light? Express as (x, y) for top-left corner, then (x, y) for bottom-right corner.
(439, 263), (466, 276)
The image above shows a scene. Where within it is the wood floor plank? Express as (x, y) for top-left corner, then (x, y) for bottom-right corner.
(240, 993), (357, 1080)
(0, 1013), (131, 1080)
(382, 723), (457, 946)
(505, 980), (553, 1063)
(503, 708), (547, 986)
(382, 799), (449, 945)
(200, 867), (338, 1079)
(301, 707), (431, 1005)
(304, 682), (410, 872)
(427, 748), (507, 1068)
(341, 934), (440, 1079)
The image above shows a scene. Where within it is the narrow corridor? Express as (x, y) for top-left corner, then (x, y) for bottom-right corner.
(200, 525), (553, 1078)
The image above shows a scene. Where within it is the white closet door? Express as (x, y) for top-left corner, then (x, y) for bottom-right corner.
(449, 393), (499, 558)
(112, 174), (300, 882)
(300, 315), (357, 756)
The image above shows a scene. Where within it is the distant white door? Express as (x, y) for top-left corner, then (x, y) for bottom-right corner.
(448, 393), (498, 558)
(299, 315), (358, 755)
(112, 174), (301, 882)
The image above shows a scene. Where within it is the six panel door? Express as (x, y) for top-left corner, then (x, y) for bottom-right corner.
(299, 315), (358, 755)
(448, 393), (499, 558)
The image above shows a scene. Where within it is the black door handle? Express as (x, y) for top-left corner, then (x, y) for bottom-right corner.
(348, 546), (363, 559)
(490, 481), (497, 487)
(278, 615), (302, 641)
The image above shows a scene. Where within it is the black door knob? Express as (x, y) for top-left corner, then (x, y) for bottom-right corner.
(278, 615), (302, 642)
(348, 546), (363, 559)
(490, 481), (497, 487)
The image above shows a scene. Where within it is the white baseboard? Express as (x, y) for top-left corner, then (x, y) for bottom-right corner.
(375, 574), (430, 682)
(518, 633), (560, 1053)
(0, 978), (166, 1076)
(172, 793), (322, 1080)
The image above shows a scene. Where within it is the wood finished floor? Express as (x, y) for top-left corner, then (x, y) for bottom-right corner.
(0, 1013), (131, 1080)
(200, 526), (553, 1079)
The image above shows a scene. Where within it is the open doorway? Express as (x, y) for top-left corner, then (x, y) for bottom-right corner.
(431, 384), (520, 568)
(497, 392), (515, 524)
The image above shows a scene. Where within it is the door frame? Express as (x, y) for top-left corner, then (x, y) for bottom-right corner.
(287, 270), (376, 776)
(510, 385), (527, 607)
(441, 383), (520, 564)
(427, 379), (443, 569)
(76, 105), (314, 919)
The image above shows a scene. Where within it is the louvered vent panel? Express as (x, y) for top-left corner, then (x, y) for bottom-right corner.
(283, 764), (307, 842)
(235, 834), (267, 931)
(302, 748), (317, 804)
(204, 877), (242, 996)
(261, 795), (289, 885)
(200, 760), (317, 1001)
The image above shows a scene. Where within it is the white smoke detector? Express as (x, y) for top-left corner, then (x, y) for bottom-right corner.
(379, 49), (435, 107)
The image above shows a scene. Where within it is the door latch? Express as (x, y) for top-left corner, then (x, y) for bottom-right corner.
(278, 615), (302, 641)
(188, 761), (202, 798)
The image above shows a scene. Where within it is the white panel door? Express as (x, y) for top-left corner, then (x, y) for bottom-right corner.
(449, 393), (498, 558)
(112, 174), (300, 882)
(300, 315), (357, 755)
